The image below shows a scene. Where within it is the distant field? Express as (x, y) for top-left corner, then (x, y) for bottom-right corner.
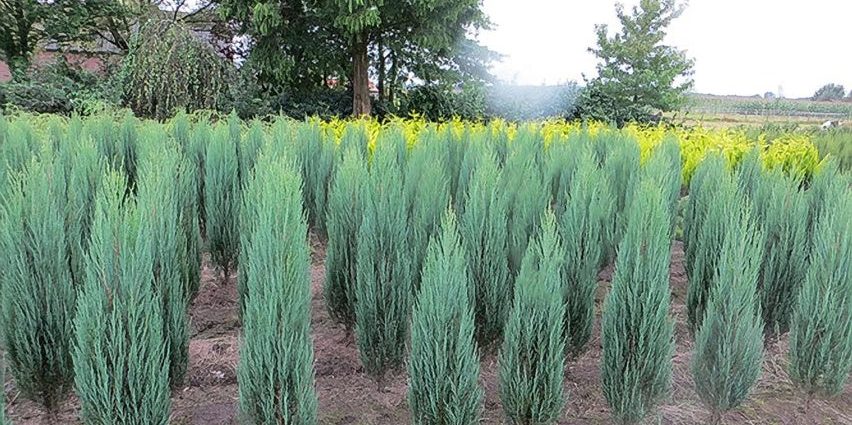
(673, 94), (852, 129)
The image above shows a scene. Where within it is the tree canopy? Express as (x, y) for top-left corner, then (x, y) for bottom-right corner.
(574, 0), (695, 126)
(216, 0), (495, 116)
(812, 83), (847, 102)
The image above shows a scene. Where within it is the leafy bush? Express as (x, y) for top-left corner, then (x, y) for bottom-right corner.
(0, 58), (117, 115)
(559, 149), (614, 357)
(0, 154), (76, 412)
(499, 210), (566, 425)
(460, 149), (511, 349)
(74, 171), (171, 425)
(789, 181), (852, 399)
(238, 153), (317, 424)
(601, 180), (673, 424)
(205, 124), (241, 281)
(486, 83), (580, 121)
(811, 83), (846, 102)
(120, 19), (233, 120)
(355, 139), (413, 382)
(401, 82), (487, 121)
(324, 146), (369, 331)
(408, 210), (482, 424)
(692, 204), (764, 422)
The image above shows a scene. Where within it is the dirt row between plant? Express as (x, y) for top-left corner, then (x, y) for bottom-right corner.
(5, 238), (851, 424)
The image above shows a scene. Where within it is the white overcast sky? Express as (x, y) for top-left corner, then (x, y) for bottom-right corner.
(478, 0), (850, 98)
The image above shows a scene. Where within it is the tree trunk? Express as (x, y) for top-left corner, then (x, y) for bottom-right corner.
(377, 34), (385, 102)
(351, 34), (371, 116)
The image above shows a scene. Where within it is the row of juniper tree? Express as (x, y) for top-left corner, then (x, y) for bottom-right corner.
(0, 111), (850, 424)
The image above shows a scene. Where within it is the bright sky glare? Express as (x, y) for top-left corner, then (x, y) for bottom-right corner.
(479, 0), (851, 98)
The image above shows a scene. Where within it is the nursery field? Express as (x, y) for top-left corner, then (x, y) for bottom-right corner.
(0, 113), (850, 425)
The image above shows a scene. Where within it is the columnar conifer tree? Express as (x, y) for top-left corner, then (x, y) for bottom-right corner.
(238, 153), (317, 424)
(600, 134), (640, 259)
(692, 204), (765, 424)
(559, 149), (614, 357)
(189, 120), (210, 235)
(205, 124), (241, 282)
(685, 154), (736, 334)
(461, 150), (512, 348)
(601, 180), (673, 425)
(74, 171), (171, 425)
(453, 130), (485, 217)
(639, 137), (681, 234)
(0, 154), (76, 413)
(240, 121), (265, 187)
(355, 140), (413, 383)
(408, 210), (482, 425)
(751, 170), (809, 338)
(0, 353), (5, 425)
(500, 134), (549, 276)
(136, 134), (192, 389)
(296, 121), (335, 235)
(324, 147), (369, 331)
(60, 136), (102, 288)
(499, 210), (566, 425)
(405, 140), (451, 291)
(789, 183), (852, 399)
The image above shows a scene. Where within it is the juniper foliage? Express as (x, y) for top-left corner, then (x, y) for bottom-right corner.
(136, 134), (193, 389)
(238, 153), (317, 424)
(559, 149), (614, 357)
(355, 140), (413, 382)
(296, 122), (335, 235)
(73, 171), (171, 425)
(0, 154), (76, 412)
(460, 151), (511, 349)
(205, 124), (241, 280)
(499, 210), (566, 425)
(692, 204), (765, 422)
(408, 210), (482, 425)
(751, 170), (809, 338)
(789, 182), (852, 399)
(324, 147), (369, 330)
(685, 154), (736, 334)
(601, 181), (674, 425)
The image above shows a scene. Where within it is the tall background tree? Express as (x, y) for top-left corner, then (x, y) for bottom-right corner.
(575, 0), (695, 126)
(812, 83), (846, 102)
(216, 0), (494, 116)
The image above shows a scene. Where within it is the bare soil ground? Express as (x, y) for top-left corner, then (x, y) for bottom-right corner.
(5, 238), (851, 424)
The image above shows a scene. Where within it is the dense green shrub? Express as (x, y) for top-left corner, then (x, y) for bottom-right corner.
(559, 150), (614, 357)
(74, 171), (171, 425)
(0, 154), (76, 412)
(789, 182), (852, 399)
(460, 150), (511, 348)
(0, 59), (116, 115)
(136, 134), (192, 389)
(692, 205), (765, 423)
(685, 154), (736, 334)
(601, 180), (673, 425)
(355, 140), (413, 382)
(205, 124), (241, 281)
(238, 153), (317, 424)
(751, 170), (809, 338)
(405, 140), (451, 292)
(499, 210), (566, 425)
(408, 211), (482, 424)
(324, 147), (369, 331)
